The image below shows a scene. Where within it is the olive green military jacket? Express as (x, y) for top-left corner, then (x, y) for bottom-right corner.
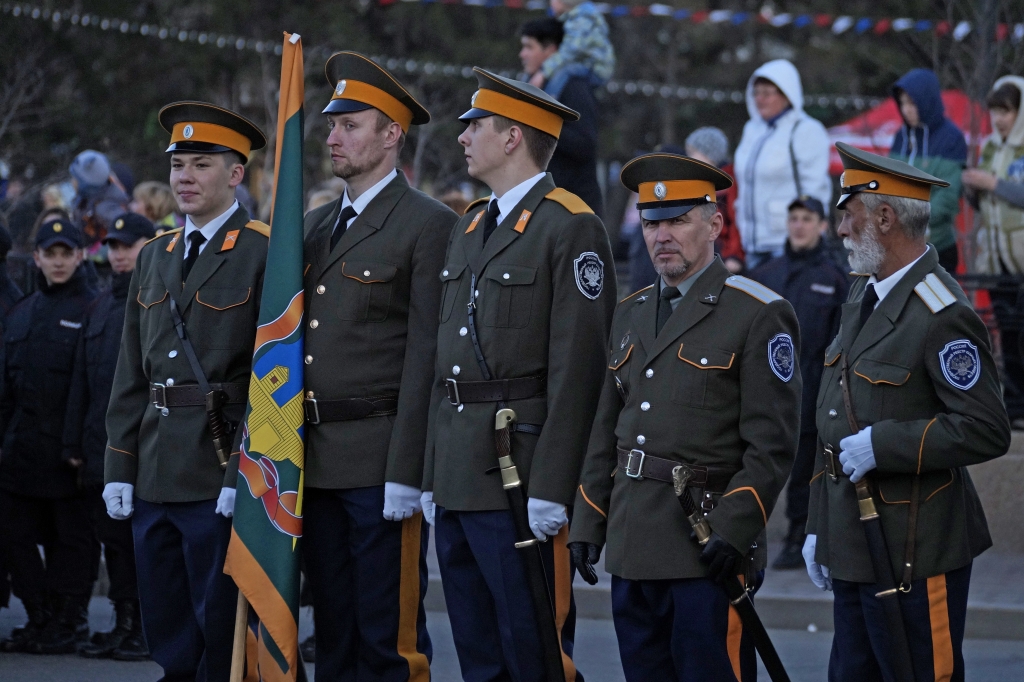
(423, 174), (616, 511)
(302, 173), (457, 490)
(809, 246), (1010, 583)
(569, 259), (803, 581)
(105, 206), (268, 503)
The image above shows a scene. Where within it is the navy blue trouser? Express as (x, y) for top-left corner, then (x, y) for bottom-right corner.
(132, 498), (237, 682)
(434, 506), (582, 682)
(611, 575), (756, 682)
(303, 486), (431, 682)
(830, 563), (971, 682)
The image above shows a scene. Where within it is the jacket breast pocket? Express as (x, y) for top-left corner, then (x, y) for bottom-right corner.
(482, 265), (536, 329)
(137, 286), (169, 350)
(191, 287), (252, 349)
(817, 342), (842, 408)
(439, 264), (466, 323)
(608, 344), (633, 403)
(672, 344), (737, 410)
(336, 261), (398, 322)
(852, 357), (912, 421)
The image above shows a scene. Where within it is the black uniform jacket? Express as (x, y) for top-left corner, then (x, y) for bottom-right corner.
(423, 174), (616, 511)
(0, 267), (97, 498)
(105, 206), (268, 503)
(302, 172), (457, 490)
(570, 259), (803, 580)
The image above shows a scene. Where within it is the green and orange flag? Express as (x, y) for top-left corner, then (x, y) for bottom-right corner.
(224, 31), (307, 682)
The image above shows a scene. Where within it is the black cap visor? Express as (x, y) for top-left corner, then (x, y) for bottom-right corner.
(102, 232), (146, 246)
(37, 236), (80, 250)
(836, 192), (857, 209)
(323, 99), (375, 115)
(459, 107), (496, 122)
(637, 198), (710, 222)
(166, 141), (235, 156)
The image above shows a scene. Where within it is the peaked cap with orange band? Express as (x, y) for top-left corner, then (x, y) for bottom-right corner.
(836, 141), (949, 209)
(620, 153), (734, 221)
(159, 101), (266, 163)
(459, 68), (579, 139)
(323, 51), (430, 132)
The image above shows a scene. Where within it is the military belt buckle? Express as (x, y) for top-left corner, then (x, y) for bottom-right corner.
(625, 449), (646, 479)
(446, 378), (461, 406)
(305, 398), (321, 425)
(824, 444), (839, 482)
(151, 383), (168, 410)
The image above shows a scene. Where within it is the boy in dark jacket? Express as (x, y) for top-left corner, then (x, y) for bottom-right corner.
(750, 197), (849, 568)
(63, 213), (155, 660)
(890, 68), (967, 272)
(0, 218), (97, 653)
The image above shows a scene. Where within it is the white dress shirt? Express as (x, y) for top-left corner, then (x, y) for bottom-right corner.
(183, 200), (239, 258)
(488, 172), (546, 225)
(334, 169), (398, 233)
(866, 245), (930, 308)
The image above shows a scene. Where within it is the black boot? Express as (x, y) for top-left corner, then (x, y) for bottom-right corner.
(300, 632), (316, 663)
(110, 601), (149, 661)
(80, 599), (139, 659)
(0, 599), (50, 652)
(29, 594), (90, 654)
(771, 519), (807, 570)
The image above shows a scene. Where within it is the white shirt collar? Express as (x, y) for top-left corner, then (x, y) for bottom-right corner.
(341, 168), (398, 218)
(489, 172), (546, 225)
(867, 246), (929, 306)
(183, 200), (238, 257)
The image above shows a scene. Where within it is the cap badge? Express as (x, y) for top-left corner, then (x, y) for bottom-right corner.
(183, 124), (194, 139)
(654, 182), (667, 200)
(115, 219), (124, 230)
(53, 223), (63, 233)
(335, 80), (347, 96)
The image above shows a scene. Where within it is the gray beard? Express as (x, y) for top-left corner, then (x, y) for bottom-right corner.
(653, 254), (693, 280)
(844, 221), (886, 274)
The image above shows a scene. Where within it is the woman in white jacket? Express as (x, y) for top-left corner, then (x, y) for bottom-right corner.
(734, 59), (833, 269)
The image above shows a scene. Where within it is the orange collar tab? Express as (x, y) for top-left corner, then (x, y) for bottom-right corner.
(513, 209), (532, 234)
(465, 209), (485, 234)
(165, 232), (181, 253)
(220, 229), (240, 252)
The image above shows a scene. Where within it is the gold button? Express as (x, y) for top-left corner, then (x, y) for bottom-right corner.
(304, 355), (313, 365)
(310, 319), (319, 329)
(316, 285), (326, 294)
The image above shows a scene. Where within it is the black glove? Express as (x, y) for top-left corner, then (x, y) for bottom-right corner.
(567, 541), (601, 585)
(699, 532), (744, 584)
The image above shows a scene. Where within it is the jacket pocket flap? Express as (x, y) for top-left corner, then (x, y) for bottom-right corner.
(137, 287), (168, 309)
(824, 346), (842, 366)
(609, 344), (633, 370)
(485, 265), (537, 286)
(678, 344), (735, 370)
(853, 358), (911, 386)
(342, 261), (398, 284)
(440, 264), (466, 282)
(195, 287), (251, 311)
(878, 469), (955, 504)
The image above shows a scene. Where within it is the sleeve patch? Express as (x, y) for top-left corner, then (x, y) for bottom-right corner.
(768, 333), (795, 382)
(574, 252), (604, 299)
(725, 275), (783, 304)
(939, 339), (981, 390)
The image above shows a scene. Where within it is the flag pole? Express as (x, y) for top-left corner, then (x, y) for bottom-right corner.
(229, 591), (249, 682)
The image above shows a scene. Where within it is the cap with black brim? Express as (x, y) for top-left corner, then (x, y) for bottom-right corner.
(158, 101), (267, 162)
(620, 153), (734, 221)
(835, 141), (949, 209)
(103, 213), (156, 245)
(35, 219), (83, 250)
(323, 52), (430, 132)
(459, 68), (579, 139)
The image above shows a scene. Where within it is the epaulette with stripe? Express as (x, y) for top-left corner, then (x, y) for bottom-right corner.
(143, 228), (182, 247)
(724, 275), (783, 304)
(464, 197), (489, 215)
(544, 188), (593, 215)
(245, 220), (270, 237)
(914, 273), (957, 313)
(619, 284), (654, 304)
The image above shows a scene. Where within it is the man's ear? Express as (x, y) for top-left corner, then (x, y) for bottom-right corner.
(228, 162), (245, 189)
(708, 209), (724, 242)
(505, 125), (525, 156)
(382, 121), (403, 150)
(876, 202), (897, 235)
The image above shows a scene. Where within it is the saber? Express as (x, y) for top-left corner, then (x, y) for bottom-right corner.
(672, 465), (791, 682)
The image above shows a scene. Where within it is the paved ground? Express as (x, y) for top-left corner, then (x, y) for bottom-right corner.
(1, 597), (1023, 681)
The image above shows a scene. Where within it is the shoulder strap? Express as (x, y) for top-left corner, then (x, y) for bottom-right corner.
(544, 188), (594, 215)
(464, 197), (489, 215)
(914, 273), (957, 313)
(724, 275), (783, 304)
(789, 119), (803, 198)
(245, 220), (270, 237)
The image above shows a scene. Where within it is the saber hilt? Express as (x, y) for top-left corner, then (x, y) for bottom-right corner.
(672, 465), (712, 546)
(205, 389), (233, 470)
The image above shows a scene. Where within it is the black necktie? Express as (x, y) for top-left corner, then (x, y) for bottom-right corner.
(182, 231), (206, 281)
(859, 283), (879, 330)
(481, 200), (501, 244)
(656, 286), (681, 337)
(330, 205), (358, 252)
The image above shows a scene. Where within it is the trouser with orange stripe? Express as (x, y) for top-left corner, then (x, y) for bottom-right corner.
(611, 576), (756, 682)
(434, 506), (582, 682)
(303, 486), (431, 682)
(829, 562), (971, 682)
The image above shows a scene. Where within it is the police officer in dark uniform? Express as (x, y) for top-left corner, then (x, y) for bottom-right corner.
(63, 212), (155, 660)
(568, 153), (802, 681)
(103, 102), (269, 681)
(300, 52), (457, 679)
(0, 218), (23, 612)
(0, 218), (98, 654)
(421, 69), (616, 681)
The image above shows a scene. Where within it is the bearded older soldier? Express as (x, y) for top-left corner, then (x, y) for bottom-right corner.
(805, 143), (1010, 682)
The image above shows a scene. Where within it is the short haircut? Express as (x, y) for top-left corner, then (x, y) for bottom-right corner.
(987, 83), (1021, 112)
(521, 18), (564, 48)
(223, 151), (247, 168)
(860, 193), (931, 239)
(375, 110), (406, 155)
(491, 115), (559, 170)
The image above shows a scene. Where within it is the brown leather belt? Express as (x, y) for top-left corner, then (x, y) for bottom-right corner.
(445, 375), (546, 405)
(617, 448), (734, 492)
(150, 382), (248, 408)
(305, 395), (399, 424)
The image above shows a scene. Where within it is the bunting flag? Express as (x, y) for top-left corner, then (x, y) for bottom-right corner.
(223, 31), (307, 682)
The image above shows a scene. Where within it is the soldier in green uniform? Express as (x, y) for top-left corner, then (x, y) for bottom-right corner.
(567, 153), (802, 681)
(421, 68), (616, 681)
(300, 52), (457, 679)
(103, 102), (269, 682)
(804, 142), (1011, 682)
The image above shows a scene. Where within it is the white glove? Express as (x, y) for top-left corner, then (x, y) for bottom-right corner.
(216, 487), (236, 518)
(527, 498), (568, 542)
(802, 534), (832, 591)
(420, 491), (435, 526)
(383, 482), (422, 521)
(103, 482), (134, 520)
(839, 426), (876, 483)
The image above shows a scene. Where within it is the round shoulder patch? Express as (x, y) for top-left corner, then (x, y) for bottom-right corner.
(768, 333), (795, 382)
(939, 339), (981, 390)
(574, 252), (604, 300)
